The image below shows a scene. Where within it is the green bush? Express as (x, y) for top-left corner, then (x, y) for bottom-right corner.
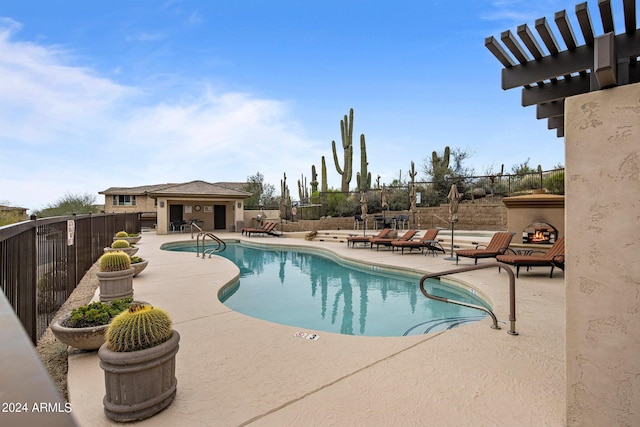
(65, 298), (133, 328)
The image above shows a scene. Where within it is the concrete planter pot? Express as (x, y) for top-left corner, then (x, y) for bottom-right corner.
(131, 259), (149, 277)
(98, 268), (135, 302)
(104, 246), (139, 256)
(98, 330), (180, 422)
(51, 314), (109, 351)
(113, 235), (141, 244)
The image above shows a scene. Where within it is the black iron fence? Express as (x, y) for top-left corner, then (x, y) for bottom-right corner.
(0, 212), (140, 344)
(274, 168), (564, 219)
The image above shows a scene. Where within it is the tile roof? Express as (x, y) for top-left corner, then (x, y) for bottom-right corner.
(99, 181), (251, 198)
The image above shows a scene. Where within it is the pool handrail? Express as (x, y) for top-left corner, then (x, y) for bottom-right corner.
(196, 232), (227, 257)
(418, 262), (518, 335)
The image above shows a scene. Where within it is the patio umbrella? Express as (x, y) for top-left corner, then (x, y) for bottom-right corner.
(444, 184), (460, 261)
(447, 184), (460, 223)
(381, 185), (389, 211)
(409, 184), (417, 227)
(360, 191), (368, 236)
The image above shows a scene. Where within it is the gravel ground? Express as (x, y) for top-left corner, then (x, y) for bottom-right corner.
(36, 263), (100, 401)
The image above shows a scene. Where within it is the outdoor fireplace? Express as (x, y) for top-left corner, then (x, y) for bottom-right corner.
(502, 193), (564, 245)
(522, 222), (557, 244)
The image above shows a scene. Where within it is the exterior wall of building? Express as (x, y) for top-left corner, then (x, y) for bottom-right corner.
(565, 82), (640, 426)
(156, 199), (244, 235)
(103, 194), (156, 213)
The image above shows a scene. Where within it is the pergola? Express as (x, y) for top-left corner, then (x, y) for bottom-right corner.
(485, 0), (639, 137)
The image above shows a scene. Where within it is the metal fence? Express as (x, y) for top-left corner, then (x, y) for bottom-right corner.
(0, 212), (140, 344)
(278, 168), (565, 219)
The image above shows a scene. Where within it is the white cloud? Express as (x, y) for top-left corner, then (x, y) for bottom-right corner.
(0, 21), (324, 211)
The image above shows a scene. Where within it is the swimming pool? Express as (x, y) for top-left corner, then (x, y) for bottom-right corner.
(164, 241), (490, 337)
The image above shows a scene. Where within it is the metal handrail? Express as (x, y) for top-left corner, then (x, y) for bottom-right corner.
(189, 221), (203, 239)
(196, 232), (226, 258)
(418, 262), (518, 335)
(431, 214), (450, 228)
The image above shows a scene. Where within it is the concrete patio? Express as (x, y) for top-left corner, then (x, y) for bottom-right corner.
(68, 229), (565, 426)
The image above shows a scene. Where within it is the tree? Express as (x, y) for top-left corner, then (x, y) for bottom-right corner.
(511, 158), (535, 176)
(33, 193), (99, 218)
(243, 172), (277, 209)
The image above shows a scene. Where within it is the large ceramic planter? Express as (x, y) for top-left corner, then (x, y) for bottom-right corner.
(98, 268), (135, 302)
(113, 235), (141, 245)
(131, 259), (149, 277)
(51, 314), (108, 351)
(99, 330), (180, 422)
(104, 246), (139, 256)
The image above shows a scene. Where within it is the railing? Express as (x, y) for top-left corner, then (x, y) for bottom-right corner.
(196, 232), (227, 258)
(418, 262), (518, 335)
(0, 212), (141, 344)
(431, 214), (450, 228)
(189, 221), (203, 239)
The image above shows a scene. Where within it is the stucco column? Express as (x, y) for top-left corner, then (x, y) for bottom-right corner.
(156, 198), (168, 235)
(564, 82), (640, 426)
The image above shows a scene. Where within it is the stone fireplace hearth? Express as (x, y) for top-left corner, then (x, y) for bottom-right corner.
(502, 193), (564, 245)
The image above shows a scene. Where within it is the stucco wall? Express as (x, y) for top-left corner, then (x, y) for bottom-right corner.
(565, 82), (640, 426)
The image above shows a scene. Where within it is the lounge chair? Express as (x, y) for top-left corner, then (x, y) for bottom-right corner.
(346, 228), (391, 248)
(455, 231), (515, 265)
(391, 228), (445, 255)
(371, 229), (417, 251)
(497, 237), (565, 278)
(242, 222), (277, 237)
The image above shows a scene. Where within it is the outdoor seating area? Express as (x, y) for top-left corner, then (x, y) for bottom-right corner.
(241, 221), (281, 237)
(390, 228), (445, 255)
(370, 229), (417, 251)
(346, 228), (391, 248)
(455, 231), (516, 265)
(497, 237), (565, 278)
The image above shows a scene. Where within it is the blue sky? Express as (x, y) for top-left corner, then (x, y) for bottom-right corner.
(0, 1), (624, 211)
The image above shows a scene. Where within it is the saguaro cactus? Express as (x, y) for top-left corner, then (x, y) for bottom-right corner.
(321, 156), (328, 193)
(331, 108), (354, 192)
(431, 146), (450, 172)
(310, 165), (318, 194)
(356, 134), (371, 191)
(297, 174), (308, 202)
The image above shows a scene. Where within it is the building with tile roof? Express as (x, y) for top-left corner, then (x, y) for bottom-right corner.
(100, 180), (252, 234)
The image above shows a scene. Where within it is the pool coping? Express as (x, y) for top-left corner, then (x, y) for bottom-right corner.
(67, 230), (566, 426)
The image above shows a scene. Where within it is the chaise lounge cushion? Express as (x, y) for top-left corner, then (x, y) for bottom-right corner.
(455, 232), (515, 265)
(497, 237), (565, 278)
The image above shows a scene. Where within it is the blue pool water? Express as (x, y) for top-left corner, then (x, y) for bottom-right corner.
(164, 242), (489, 337)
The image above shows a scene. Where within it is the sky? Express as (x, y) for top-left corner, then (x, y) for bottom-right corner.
(0, 0), (628, 211)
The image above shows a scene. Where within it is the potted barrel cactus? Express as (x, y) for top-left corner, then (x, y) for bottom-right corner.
(98, 303), (180, 422)
(113, 230), (142, 245)
(104, 239), (139, 256)
(97, 251), (134, 302)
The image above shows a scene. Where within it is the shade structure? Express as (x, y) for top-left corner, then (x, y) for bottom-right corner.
(447, 184), (460, 222)
(445, 184), (461, 261)
(409, 185), (417, 213)
(360, 191), (368, 235)
(381, 185), (389, 210)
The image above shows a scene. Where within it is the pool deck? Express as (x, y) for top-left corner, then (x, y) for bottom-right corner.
(68, 230), (566, 426)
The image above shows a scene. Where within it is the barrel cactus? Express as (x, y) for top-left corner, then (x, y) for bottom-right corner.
(105, 303), (173, 352)
(115, 231), (129, 238)
(99, 251), (131, 272)
(111, 239), (131, 249)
